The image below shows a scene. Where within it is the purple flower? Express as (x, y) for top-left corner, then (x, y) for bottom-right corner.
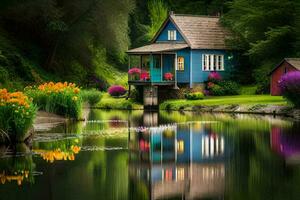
(279, 71), (300, 94)
(108, 85), (127, 97)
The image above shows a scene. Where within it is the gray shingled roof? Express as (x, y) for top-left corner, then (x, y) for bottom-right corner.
(285, 58), (300, 70)
(170, 14), (231, 49)
(127, 14), (231, 53)
(127, 43), (189, 54)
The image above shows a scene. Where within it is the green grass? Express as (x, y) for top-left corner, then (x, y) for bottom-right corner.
(95, 93), (143, 110)
(160, 95), (288, 110)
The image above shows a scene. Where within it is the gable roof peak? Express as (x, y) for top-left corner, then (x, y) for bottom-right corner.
(171, 13), (220, 19)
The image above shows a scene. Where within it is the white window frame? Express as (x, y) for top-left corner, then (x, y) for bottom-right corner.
(168, 30), (177, 41)
(202, 54), (224, 71)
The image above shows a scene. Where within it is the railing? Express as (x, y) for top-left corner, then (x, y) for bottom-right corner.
(128, 67), (175, 83)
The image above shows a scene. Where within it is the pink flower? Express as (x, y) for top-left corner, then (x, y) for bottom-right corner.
(128, 67), (141, 75)
(208, 72), (222, 82)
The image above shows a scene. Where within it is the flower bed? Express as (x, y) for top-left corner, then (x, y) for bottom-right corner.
(0, 89), (37, 142)
(25, 82), (82, 119)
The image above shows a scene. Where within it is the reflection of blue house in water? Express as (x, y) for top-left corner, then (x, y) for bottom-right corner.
(129, 122), (228, 200)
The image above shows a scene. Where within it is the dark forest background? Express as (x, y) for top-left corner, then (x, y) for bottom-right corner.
(0, 0), (299, 93)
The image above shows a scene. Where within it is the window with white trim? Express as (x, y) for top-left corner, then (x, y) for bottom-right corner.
(177, 57), (184, 71)
(202, 54), (224, 71)
(168, 30), (177, 41)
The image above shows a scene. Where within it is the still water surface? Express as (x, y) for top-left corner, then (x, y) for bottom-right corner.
(0, 110), (300, 200)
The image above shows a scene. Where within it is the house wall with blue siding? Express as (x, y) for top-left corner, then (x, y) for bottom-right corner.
(176, 49), (190, 83)
(191, 50), (235, 84)
(155, 21), (186, 42)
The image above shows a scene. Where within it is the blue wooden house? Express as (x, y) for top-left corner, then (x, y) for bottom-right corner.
(127, 12), (234, 106)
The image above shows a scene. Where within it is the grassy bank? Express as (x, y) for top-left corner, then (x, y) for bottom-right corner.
(95, 93), (143, 110)
(160, 95), (287, 110)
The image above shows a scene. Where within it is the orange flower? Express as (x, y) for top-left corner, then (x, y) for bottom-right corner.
(74, 88), (80, 94)
(72, 145), (81, 154)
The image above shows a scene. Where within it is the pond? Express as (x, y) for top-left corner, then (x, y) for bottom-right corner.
(0, 110), (300, 200)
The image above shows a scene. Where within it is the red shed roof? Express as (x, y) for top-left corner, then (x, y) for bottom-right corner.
(269, 58), (300, 75)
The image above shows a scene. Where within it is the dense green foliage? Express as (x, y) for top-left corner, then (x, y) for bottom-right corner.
(222, 0), (300, 91)
(0, 0), (133, 89)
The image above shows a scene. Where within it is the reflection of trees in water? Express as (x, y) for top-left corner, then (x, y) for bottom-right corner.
(227, 121), (300, 200)
(0, 144), (36, 186)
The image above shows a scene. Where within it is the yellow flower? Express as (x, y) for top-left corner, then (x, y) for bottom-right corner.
(72, 96), (78, 101)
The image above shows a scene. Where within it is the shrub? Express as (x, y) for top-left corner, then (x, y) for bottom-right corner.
(164, 72), (174, 81)
(108, 85), (127, 97)
(210, 84), (225, 96)
(218, 80), (240, 95)
(208, 72), (222, 83)
(0, 89), (37, 142)
(185, 92), (205, 100)
(206, 79), (240, 96)
(80, 89), (102, 105)
(279, 71), (300, 107)
(25, 82), (82, 119)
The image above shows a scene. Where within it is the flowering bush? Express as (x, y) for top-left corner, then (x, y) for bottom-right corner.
(140, 71), (150, 81)
(205, 72), (239, 96)
(0, 89), (37, 142)
(128, 67), (141, 80)
(279, 71), (300, 107)
(25, 82), (82, 119)
(164, 72), (173, 81)
(108, 85), (127, 97)
(208, 72), (222, 83)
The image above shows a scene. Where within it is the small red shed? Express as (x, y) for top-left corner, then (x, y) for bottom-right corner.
(270, 58), (300, 96)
